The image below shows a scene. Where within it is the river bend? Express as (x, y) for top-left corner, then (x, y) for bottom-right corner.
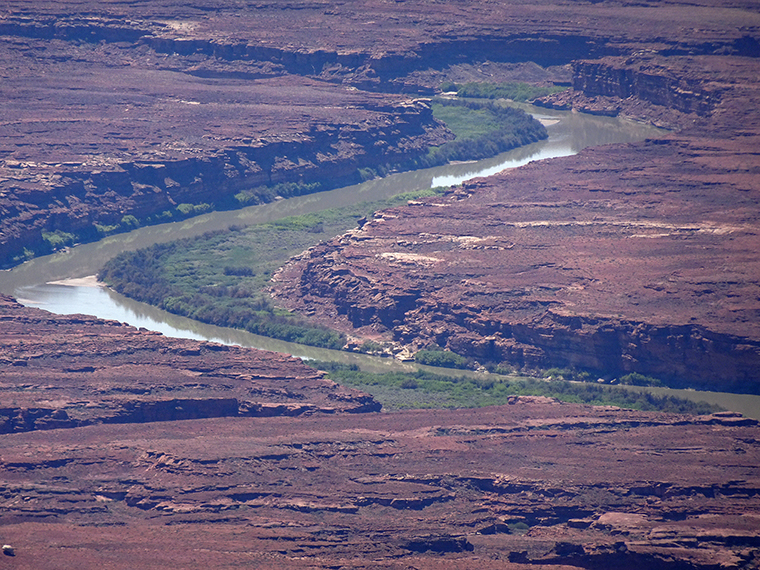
(8, 106), (752, 416)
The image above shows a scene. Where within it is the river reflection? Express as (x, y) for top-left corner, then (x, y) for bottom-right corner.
(17, 281), (422, 373)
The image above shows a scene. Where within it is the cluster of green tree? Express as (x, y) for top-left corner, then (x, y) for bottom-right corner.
(441, 81), (567, 102)
(417, 350), (670, 389)
(41, 230), (77, 250)
(35, 205), (215, 261)
(98, 188), (448, 351)
(406, 99), (546, 170)
(414, 348), (470, 369)
(306, 361), (722, 415)
(542, 368), (664, 386)
(99, 229), (346, 350)
(618, 372), (664, 387)
(33, 221), (130, 260)
(233, 181), (324, 207)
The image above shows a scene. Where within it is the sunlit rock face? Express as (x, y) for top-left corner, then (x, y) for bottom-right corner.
(275, 55), (760, 393)
(2, 1), (760, 567)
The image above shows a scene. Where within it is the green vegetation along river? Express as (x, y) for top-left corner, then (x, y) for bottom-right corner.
(7, 104), (749, 416)
(0, 103), (662, 290)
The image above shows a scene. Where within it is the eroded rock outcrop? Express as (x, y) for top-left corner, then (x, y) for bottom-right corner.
(0, 294), (379, 433)
(1, 402), (758, 569)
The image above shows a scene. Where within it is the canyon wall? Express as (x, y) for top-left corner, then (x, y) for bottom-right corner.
(2, 0), (757, 267)
(275, 52), (760, 392)
(0, 294), (379, 434)
(0, 29), (450, 267)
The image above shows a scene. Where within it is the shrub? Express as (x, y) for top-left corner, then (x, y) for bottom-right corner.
(41, 230), (76, 249)
(456, 81), (567, 102)
(177, 203), (211, 217)
(360, 340), (383, 353)
(619, 372), (664, 387)
(120, 215), (139, 229)
(94, 223), (119, 236)
(223, 266), (254, 276)
(415, 349), (470, 369)
(508, 522), (530, 534)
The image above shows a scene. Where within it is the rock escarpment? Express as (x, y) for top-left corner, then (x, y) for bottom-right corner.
(0, 294), (379, 433)
(0, 34), (448, 267)
(275, 53), (760, 392)
(1, 402), (758, 569)
(2, 0), (758, 267)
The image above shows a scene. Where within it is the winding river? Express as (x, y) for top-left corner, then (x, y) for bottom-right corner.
(4, 104), (757, 418)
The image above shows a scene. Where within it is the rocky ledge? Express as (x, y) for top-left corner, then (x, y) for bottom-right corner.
(0, 34), (448, 267)
(274, 51), (760, 393)
(0, 402), (758, 569)
(0, 294), (379, 433)
(2, 0), (758, 267)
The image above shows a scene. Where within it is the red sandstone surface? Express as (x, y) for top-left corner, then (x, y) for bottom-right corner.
(0, 294), (379, 432)
(1, 400), (759, 569)
(3, 1), (760, 568)
(2, 293), (759, 568)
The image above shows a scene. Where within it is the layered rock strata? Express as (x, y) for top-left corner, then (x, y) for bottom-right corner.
(2, 0), (759, 266)
(0, 34), (449, 267)
(0, 295), (379, 433)
(0, 401), (758, 569)
(275, 54), (760, 392)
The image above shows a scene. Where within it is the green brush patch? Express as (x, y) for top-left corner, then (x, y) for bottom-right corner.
(306, 361), (724, 414)
(99, 188), (447, 350)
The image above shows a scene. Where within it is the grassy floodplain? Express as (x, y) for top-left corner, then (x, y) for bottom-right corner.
(99, 188), (448, 349)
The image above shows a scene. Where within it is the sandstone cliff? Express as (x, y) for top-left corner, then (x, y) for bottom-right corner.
(275, 53), (760, 392)
(0, 294), (379, 433)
